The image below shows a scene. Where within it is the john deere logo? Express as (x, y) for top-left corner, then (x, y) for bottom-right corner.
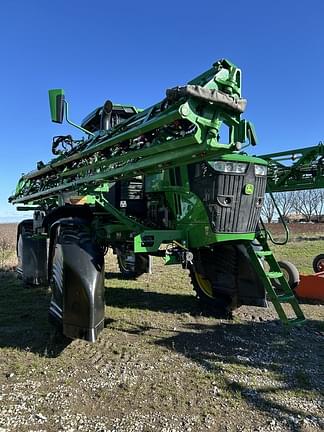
(244, 184), (254, 195)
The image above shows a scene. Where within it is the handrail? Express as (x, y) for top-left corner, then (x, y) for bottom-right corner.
(261, 189), (290, 245)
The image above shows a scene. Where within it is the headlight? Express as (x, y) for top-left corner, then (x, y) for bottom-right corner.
(254, 164), (267, 176)
(210, 161), (247, 174)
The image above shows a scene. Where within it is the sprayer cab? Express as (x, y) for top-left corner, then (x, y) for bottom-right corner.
(49, 88), (139, 135)
(81, 102), (139, 133)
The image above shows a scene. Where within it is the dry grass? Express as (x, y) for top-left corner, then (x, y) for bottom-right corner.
(0, 223), (16, 269)
(0, 223), (17, 245)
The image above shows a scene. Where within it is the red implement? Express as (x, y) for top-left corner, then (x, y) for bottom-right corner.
(295, 272), (324, 302)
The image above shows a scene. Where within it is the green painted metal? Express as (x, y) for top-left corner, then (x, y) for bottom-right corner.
(164, 254), (181, 265)
(8, 58), (271, 257)
(214, 153), (267, 165)
(10, 59), (253, 205)
(48, 89), (65, 123)
(9, 58), (307, 326)
(63, 99), (95, 137)
(260, 143), (324, 192)
(97, 194), (145, 232)
(134, 230), (185, 253)
(10, 60), (267, 252)
(247, 235), (305, 325)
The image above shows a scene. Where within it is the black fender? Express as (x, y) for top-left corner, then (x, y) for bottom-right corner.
(236, 244), (266, 307)
(16, 219), (47, 286)
(43, 205), (93, 233)
(49, 218), (105, 342)
(16, 219), (33, 277)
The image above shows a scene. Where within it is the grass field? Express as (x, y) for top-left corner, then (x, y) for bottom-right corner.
(263, 223), (324, 274)
(0, 223), (323, 431)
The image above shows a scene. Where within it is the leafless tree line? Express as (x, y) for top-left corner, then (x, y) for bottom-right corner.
(261, 189), (324, 223)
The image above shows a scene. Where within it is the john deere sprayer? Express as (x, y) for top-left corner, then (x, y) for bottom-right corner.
(10, 59), (313, 342)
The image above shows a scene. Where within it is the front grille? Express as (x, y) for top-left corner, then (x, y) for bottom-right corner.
(189, 162), (267, 233)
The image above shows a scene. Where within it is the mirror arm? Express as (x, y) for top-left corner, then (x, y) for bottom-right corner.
(64, 100), (95, 137)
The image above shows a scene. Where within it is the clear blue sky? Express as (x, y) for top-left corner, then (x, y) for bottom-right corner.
(1, 0), (324, 221)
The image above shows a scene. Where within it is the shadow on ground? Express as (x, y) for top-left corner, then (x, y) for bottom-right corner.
(105, 285), (201, 314)
(153, 319), (324, 431)
(0, 270), (70, 357)
(104, 283), (324, 429)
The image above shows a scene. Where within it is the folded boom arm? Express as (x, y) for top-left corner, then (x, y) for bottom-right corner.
(260, 143), (324, 192)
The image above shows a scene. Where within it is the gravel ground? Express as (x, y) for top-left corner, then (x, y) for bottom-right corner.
(0, 224), (323, 431)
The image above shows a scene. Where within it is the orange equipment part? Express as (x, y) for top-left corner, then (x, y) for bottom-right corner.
(295, 272), (324, 301)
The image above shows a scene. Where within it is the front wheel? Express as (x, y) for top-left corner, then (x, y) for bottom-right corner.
(189, 246), (238, 318)
(189, 269), (232, 318)
(313, 254), (324, 273)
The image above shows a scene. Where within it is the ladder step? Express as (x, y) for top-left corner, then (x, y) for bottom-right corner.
(265, 271), (282, 279)
(248, 237), (306, 325)
(277, 294), (296, 303)
(287, 317), (306, 326)
(255, 250), (273, 257)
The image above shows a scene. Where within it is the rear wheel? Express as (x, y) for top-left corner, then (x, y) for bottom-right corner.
(189, 246), (238, 318)
(313, 254), (324, 273)
(116, 249), (151, 278)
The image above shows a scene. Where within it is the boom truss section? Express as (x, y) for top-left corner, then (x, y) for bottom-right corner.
(260, 143), (324, 192)
(9, 59), (253, 206)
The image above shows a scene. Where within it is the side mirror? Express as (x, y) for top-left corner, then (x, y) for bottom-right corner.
(49, 89), (65, 123)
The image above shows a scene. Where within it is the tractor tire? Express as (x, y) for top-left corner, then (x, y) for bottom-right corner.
(16, 219), (33, 279)
(189, 246), (237, 318)
(49, 224), (64, 329)
(312, 254), (324, 273)
(116, 249), (151, 278)
(48, 219), (105, 342)
(189, 268), (232, 318)
(272, 260), (300, 291)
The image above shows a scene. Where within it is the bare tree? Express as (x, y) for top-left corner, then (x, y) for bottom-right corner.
(261, 193), (275, 223)
(313, 190), (324, 222)
(293, 189), (324, 222)
(273, 191), (296, 220)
